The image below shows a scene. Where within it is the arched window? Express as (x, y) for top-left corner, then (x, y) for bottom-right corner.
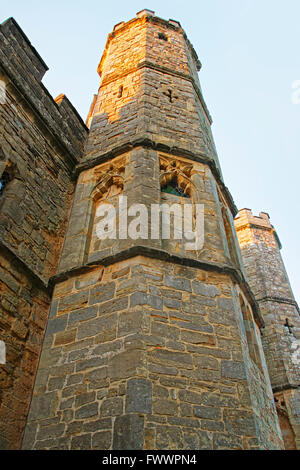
(160, 158), (193, 198)
(0, 170), (10, 197)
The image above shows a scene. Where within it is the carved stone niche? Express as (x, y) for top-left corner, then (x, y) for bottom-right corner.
(91, 157), (126, 202)
(159, 156), (194, 197)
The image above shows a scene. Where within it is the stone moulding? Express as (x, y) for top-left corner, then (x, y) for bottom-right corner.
(49, 244), (263, 328)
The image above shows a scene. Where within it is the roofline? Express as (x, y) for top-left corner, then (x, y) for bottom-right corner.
(1, 16), (49, 72)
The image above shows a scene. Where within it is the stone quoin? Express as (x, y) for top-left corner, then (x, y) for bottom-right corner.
(0, 10), (299, 450)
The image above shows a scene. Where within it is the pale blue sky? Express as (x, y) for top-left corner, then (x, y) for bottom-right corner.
(1, 0), (300, 303)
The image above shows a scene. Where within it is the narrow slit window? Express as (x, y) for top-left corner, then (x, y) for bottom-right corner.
(158, 32), (168, 41)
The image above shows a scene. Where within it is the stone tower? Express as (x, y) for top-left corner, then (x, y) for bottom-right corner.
(235, 209), (300, 449)
(22, 10), (284, 450)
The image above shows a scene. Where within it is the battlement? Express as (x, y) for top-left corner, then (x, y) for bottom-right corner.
(235, 208), (273, 231)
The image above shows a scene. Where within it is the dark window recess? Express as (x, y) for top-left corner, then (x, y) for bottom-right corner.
(161, 181), (190, 198)
(158, 32), (168, 41)
(118, 86), (124, 98)
(0, 171), (10, 198)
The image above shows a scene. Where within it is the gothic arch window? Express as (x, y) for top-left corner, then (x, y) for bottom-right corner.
(158, 32), (168, 41)
(239, 295), (263, 372)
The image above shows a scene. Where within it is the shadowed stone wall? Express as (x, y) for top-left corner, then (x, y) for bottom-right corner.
(0, 18), (87, 449)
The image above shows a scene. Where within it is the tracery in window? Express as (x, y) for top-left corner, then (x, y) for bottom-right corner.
(160, 157), (193, 198)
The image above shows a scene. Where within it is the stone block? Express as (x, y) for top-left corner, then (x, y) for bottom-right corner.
(194, 406), (222, 420)
(71, 434), (92, 450)
(109, 350), (145, 380)
(192, 281), (220, 297)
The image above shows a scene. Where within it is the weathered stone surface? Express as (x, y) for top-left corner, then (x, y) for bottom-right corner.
(37, 424), (65, 441)
(90, 283), (115, 305)
(75, 403), (99, 420)
(126, 378), (152, 414)
(71, 434), (92, 450)
(165, 276), (192, 292)
(113, 414), (144, 450)
(194, 406), (222, 420)
(75, 392), (96, 408)
(68, 306), (98, 327)
(130, 292), (162, 310)
(192, 281), (220, 298)
(109, 350), (144, 380)
(15, 11), (289, 452)
(221, 361), (247, 380)
(58, 291), (89, 314)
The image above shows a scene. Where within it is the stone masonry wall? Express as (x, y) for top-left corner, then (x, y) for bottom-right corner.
(23, 257), (283, 450)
